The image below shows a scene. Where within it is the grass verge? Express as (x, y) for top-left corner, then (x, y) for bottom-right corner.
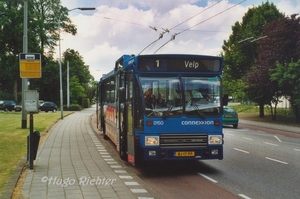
(229, 103), (300, 127)
(0, 111), (72, 198)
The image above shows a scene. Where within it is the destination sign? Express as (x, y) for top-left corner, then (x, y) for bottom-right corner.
(138, 55), (221, 72)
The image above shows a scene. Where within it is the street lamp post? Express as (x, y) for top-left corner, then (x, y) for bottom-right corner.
(58, 7), (95, 119)
(67, 61), (70, 109)
(21, 0), (28, 128)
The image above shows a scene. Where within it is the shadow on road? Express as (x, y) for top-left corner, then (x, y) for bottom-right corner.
(131, 160), (222, 178)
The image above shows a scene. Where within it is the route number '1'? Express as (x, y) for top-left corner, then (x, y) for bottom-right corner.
(155, 60), (160, 67)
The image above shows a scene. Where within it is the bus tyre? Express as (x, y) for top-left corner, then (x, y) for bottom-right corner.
(104, 133), (109, 140)
(119, 151), (127, 161)
(103, 124), (109, 140)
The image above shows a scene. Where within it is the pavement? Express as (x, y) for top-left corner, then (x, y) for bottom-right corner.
(1, 107), (299, 199)
(9, 106), (161, 199)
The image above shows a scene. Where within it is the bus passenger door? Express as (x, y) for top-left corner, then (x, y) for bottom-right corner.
(118, 72), (127, 161)
(125, 71), (136, 165)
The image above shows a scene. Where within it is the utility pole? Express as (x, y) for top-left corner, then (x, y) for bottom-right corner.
(22, 0), (28, 128)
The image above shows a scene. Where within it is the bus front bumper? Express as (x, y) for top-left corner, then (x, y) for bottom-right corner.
(140, 146), (223, 161)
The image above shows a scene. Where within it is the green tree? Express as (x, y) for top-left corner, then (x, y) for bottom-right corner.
(222, 2), (283, 80)
(30, 0), (77, 56)
(63, 49), (92, 85)
(221, 2), (283, 117)
(270, 60), (300, 123)
(0, 0), (77, 102)
(250, 14), (300, 118)
(31, 56), (60, 103)
(85, 81), (98, 104)
(62, 49), (94, 104)
(29, 0), (77, 100)
(69, 76), (85, 104)
(0, 0), (25, 101)
(222, 73), (247, 102)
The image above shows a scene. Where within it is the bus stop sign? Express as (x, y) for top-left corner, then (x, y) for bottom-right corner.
(19, 53), (42, 78)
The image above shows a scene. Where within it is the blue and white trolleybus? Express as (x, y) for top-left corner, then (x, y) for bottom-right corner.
(98, 54), (228, 166)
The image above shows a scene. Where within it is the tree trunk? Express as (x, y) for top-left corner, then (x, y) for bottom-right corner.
(270, 103), (277, 120)
(294, 105), (300, 123)
(259, 103), (265, 117)
(14, 79), (18, 102)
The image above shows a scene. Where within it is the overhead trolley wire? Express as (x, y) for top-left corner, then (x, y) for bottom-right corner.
(179, 0), (246, 35)
(154, 0), (247, 53)
(139, 0), (223, 55)
(169, 0), (223, 31)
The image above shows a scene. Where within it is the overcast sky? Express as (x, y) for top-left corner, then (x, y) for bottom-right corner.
(58, 0), (300, 81)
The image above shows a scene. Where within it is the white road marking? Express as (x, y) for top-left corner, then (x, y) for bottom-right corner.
(274, 135), (282, 142)
(119, 175), (133, 179)
(131, 189), (148, 193)
(138, 197), (154, 199)
(114, 169), (127, 173)
(110, 165), (122, 168)
(197, 173), (218, 183)
(293, 148), (300, 152)
(264, 142), (278, 146)
(238, 194), (252, 199)
(125, 181), (139, 185)
(265, 157), (288, 165)
(242, 137), (253, 141)
(234, 148), (250, 154)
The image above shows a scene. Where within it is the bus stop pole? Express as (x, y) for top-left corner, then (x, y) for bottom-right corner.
(29, 113), (34, 170)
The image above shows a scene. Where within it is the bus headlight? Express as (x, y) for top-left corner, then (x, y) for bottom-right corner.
(145, 136), (159, 146)
(208, 135), (222, 145)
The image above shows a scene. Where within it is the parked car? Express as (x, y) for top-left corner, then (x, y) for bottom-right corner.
(0, 100), (5, 110)
(14, 104), (22, 112)
(0, 100), (16, 111)
(39, 101), (57, 112)
(223, 106), (239, 128)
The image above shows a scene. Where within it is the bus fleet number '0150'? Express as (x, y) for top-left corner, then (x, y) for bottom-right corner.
(152, 121), (215, 126)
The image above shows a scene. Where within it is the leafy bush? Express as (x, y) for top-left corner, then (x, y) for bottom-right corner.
(82, 97), (90, 108)
(63, 104), (82, 111)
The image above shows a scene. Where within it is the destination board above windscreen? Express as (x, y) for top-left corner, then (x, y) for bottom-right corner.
(138, 56), (221, 72)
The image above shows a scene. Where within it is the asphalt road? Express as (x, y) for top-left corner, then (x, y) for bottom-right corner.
(126, 123), (300, 199)
(99, 115), (300, 199)
(196, 124), (300, 199)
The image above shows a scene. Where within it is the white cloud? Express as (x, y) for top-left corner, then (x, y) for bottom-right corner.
(58, 0), (299, 81)
(277, 0), (300, 15)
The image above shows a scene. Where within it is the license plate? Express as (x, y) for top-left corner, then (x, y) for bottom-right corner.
(175, 151), (195, 157)
(225, 114), (232, 118)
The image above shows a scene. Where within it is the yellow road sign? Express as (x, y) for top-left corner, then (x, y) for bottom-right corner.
(19, 53), (41, 78)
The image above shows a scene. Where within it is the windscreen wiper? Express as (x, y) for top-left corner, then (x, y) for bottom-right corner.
(191, 102), (206, 119)
(163, 105), (173, 120)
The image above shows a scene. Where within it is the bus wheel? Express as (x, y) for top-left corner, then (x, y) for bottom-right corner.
(103, 124), (109, 140)
(104, 133), (109, 140)
(119, 151), (127, 161)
